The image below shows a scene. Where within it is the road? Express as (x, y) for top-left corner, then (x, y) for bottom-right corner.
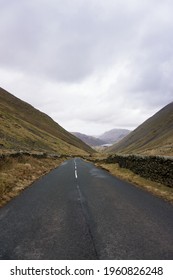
(0, 158), (173, 259)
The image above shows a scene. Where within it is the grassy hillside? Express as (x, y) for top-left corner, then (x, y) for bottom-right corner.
(107, 102), (173, 156)
(0, 87), (94, 155)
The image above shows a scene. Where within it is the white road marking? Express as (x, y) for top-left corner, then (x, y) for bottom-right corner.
(74, 159), (78, 178)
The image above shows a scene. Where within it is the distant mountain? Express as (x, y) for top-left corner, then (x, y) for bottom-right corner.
(107, 102), (173, 156)
(99, 128), (131, 144)
(72, 129), (130, 147)
(0, 87), (94, 155)
(71, 132), (106, 147)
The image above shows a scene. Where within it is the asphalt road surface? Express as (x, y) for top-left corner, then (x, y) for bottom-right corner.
(0, 158), (173, 260)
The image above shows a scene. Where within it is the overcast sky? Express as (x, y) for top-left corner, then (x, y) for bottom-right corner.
(0, 0), (173, 135)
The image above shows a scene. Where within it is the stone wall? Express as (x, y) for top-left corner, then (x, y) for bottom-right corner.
(106, 154), (173, 188)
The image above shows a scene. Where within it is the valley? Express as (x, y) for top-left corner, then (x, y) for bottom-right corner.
(0, 87), (173, 207)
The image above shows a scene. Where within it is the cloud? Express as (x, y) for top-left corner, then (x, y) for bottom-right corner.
(0, 0), (156, 81)
(0, 0), (173, 134)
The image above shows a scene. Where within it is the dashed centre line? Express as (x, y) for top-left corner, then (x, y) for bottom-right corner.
(74, 159), (78, 179)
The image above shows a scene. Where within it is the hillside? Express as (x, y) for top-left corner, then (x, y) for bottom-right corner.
(107, 102), (173, 156)
(99, 128), (131, 144)
(71, 132), (106, 147)
(0, 87), (94, 155)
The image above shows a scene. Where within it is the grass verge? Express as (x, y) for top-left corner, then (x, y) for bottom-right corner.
(0, 155), (65, 207)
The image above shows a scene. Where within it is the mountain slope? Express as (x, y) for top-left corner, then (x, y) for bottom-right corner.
(0, 87), (94, 155)
(99, 128), (131, 144)
(71, 132), (106, 147)
(107, 102), (173, 156)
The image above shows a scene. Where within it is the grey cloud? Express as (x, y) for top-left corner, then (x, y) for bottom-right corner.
(0, 0), (159, 82)
(0, 0), (173, 134)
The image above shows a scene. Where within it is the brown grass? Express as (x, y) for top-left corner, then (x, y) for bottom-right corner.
(95, 162), (173, 204)
(0, 155), (65, 207)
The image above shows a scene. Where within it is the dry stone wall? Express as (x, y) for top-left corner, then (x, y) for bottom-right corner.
(106, 154), (173, 188)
